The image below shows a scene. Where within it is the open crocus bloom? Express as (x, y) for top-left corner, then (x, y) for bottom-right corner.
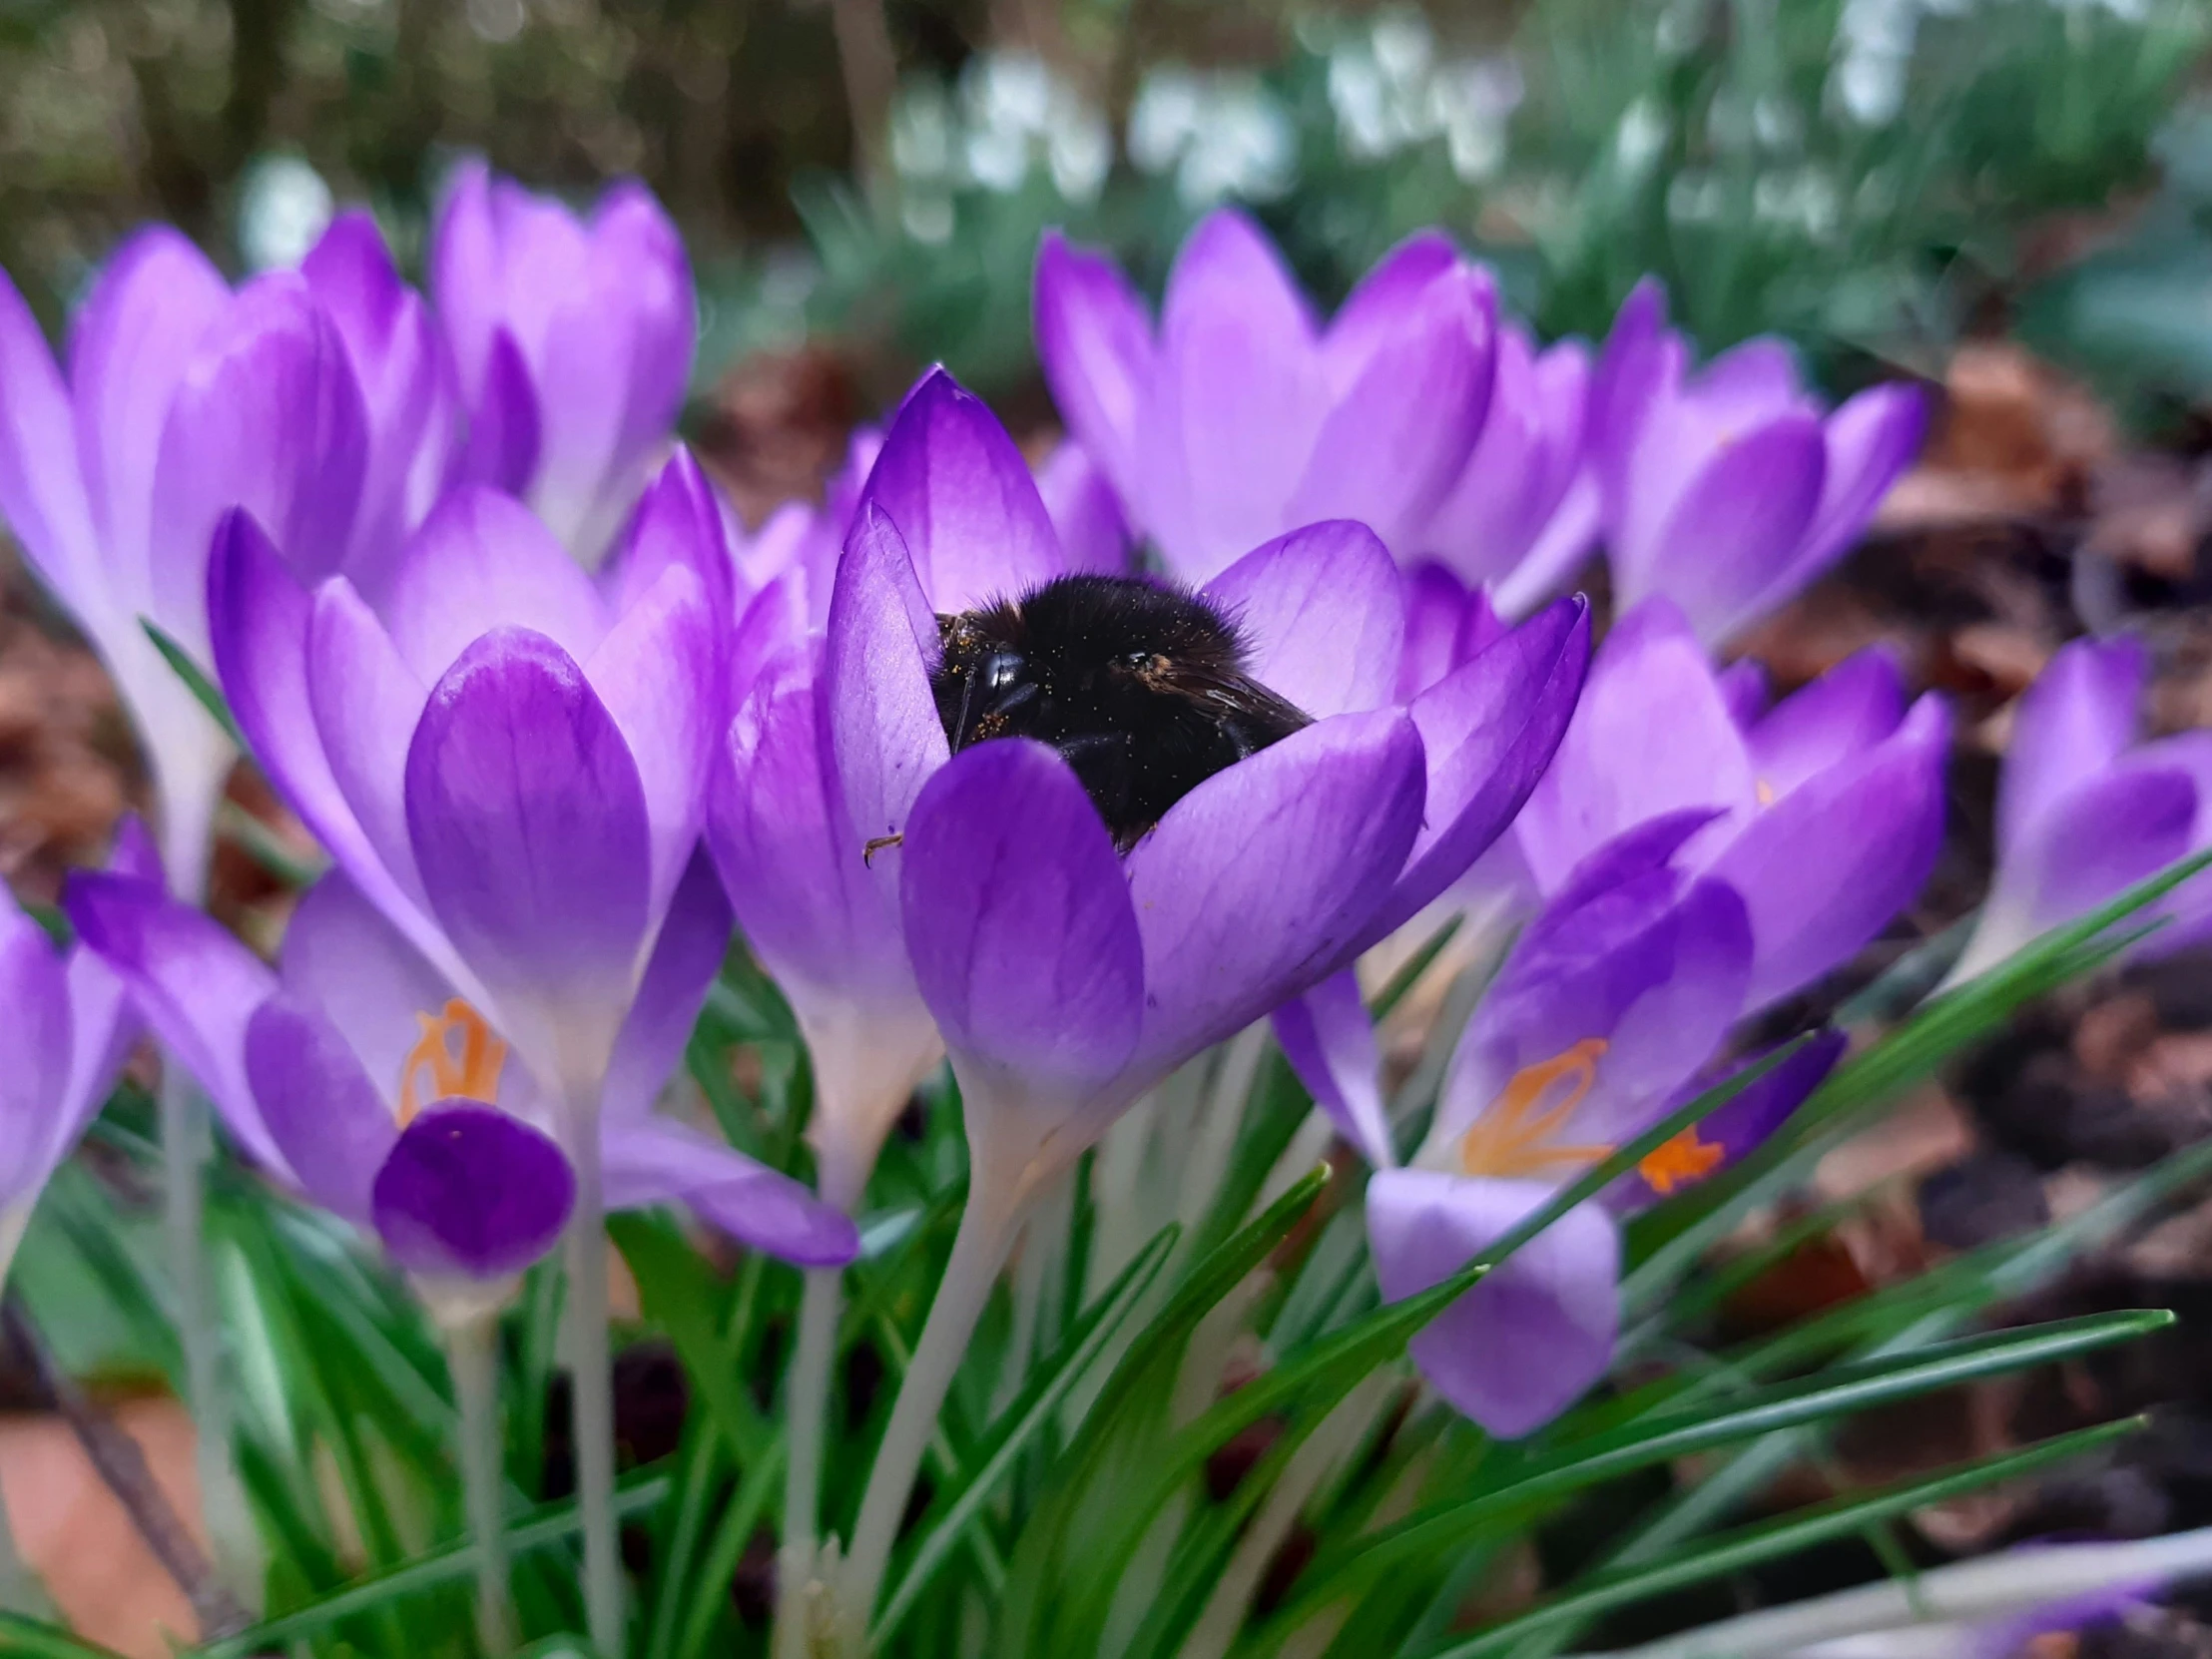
(1515, 598), (1949, 1011)
(207, 448), (731, 1120)
(1950, 636), (2212, 982)
(1035, 215), (1497, 583)
(0, 216), (451, 878)
(1594, 280), (1927, 649)
(826, 367), (1586, 1198)
(0, 820), (157, 1281)
(432, 160), (693, 567)
(66, 861), (855, 1292)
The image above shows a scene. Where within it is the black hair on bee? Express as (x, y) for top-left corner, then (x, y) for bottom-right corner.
(927, 573), (1313, 852)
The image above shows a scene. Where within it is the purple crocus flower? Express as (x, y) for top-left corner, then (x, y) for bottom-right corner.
(431, 160), (693, 567)
(0, 820), (158, 1280)
(1034, 215), (1497, 582)
(65, 862), (853, 1297)
(1594, 280), (1927, 649)
(0, 217), (450, 882)
(1950, 636), (2212, 983)
(1514, 598), (1950, 1011)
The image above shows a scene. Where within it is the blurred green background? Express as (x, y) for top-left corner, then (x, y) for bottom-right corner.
(4, 0), (2211, 422)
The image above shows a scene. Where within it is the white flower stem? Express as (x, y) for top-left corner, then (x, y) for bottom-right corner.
(837, 1168), (1026, 1650)
(447, 1311), (514, 1655)
(562, 1093), (624, 1657)
(776, 1262), (845, 1659)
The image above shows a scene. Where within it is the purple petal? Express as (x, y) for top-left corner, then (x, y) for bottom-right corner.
(1288, 265), (1496, 556)
(900, 740), (1145, 1105)
(404, 628), (653, 1065)
(451, 328), (541, 494)
(1999, 636), (2150, 862)
(69, 228), (232, 583)
(1126, 708), (1425, 1084)
(1033, 232), (1155, 515)
(1746, 648), (1906, 803)
(1202, 520), (1404, 718)
(1516, 599), (1756, 894)
(1035, 440), (1132, 576)
(429, 160), (505, 402)
(1713, 694), (1949, 1008)
(1398, 563), (1475, 703)
(600, 1118), (858, 1266)
(602, 848), (733, 1122)
(586, 181), (694, 473)
(307, 576), (432, 904)
(1610, 1030), (1847, 1212)
(372, 1105), (574, 1281)
(1369, 1170), (1621, 1438)
(857, 368), (1064, 612)
(1778, 382), (1928, 596)
(0, 908), (72, 1204)
(1999, 765), (2199, 938)
(1586, 277), (1671, 462)
(1321, 232), (1461, 379)
(277, 869), (458, 1101)
(0, 270), (98, 613)
(1716, 658), (1771, 730)
(1420, 324), (1566, 586)
(1638, 414), (1829, 647)
(598, 446), (738, 631)
(62, 872), (290, 1178)
(244, 996), (401, 1225)
(1272, 968), (1390, 1167)
(378, 486), (609, 683)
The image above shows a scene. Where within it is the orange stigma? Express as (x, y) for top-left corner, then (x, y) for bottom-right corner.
(396, 999), (507, 1126)
(1460, 1038), (1615, 1179)
(1637, 1128), (1726, 1195)
(1755, 778), (1777, 808)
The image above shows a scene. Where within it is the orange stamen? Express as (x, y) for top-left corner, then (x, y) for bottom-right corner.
(396, 999), (507, 1126)
(1755, 778), (1777, 808)
(1460, 1038), (1615, 1179)
(1638, 1128), (1726, 1195)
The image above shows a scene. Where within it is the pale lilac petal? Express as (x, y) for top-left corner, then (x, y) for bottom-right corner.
(1202, 520), (1403, 718)
(1272, 968), (1390, 1167)
(379, 486), (608, 682)
(1321, 231), (1460, 382)
(1036, 440), (1131, 575)
(0, 910), (71, 1203)
(1369, 1170), (1620, 1439)
(244, 996), (400, 1224)
(0, 271), (98, 611)
(588, 181), (694, 469)
(62, 873), (290, 1177)
(602, 849), (733, 1123)
(2000, 766), (2198, 938)
(1398, 562), (1476, 703)
(429, 159), (503, 399)
(598, 447), (737, 630)
(451, 329), (541, 493)
(1638, 414), (1829, 647)
(1587, 278), (1672, 511)
(1126, 708), (1425, 1084)
(1420, 324), (1560, 586)
(374, 1106), (573, 1280)
(307, 577), (431, 904)
(1771, 382), (1928, 598)
(1714, 695), (1950, 1008)
(858, 368), (1064, 612)
(1746, 648), (1906, 803)
(404, 629), (653, 1065)
(1033, 232), (1155, 512)
(900, 740), (1145, 1104)
(277, 869), (456, 1101)
(1516, 598), (1756, 893)
(599, 1118), (858, 1266)
(1716, 658), (1771, 730)
(1998, 636), (2149, 861)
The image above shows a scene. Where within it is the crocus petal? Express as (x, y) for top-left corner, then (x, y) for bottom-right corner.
(1746, 648), (1906, 804)
(0, 271), (98, 612)
(1516, 598), (1755, 894)
(1638, 414), (1829, 648)
(379, 486), (609, 683)
(1369, 1170), (1621, 1439)
(1035, 440), (1131, 576)
(244, 996), (401, 1226)
(859, 369), (1064, 612)
(405, 629), (653, 1078)
(1272, 968), (1391, 1168)
(1127, 708), (1425, 1085)
(372, 1105), (574, 1281)
(1712, 695), (1949, 1008)
(1321, 231), (1460, 380)
(900, 740), (1145, 1106)
(308, 577), (433, 905)
(1775, 381), (1928, 598)
(277, 869), (456, 1099)
(1609, 1030), (1847, 1213)
(602, 849), (733, 1123)
(1202, 520), (1403, 718)
(1398, 563), (1475, 703)
(0, 911), (71, 1202)
(1716, 658), (1772, 731)
(62, 873), (291, 1178)
(1034, 232), (1155, 513)
(1491, 469), (1602, 622)
(589, 181), (694, 470)
(599, 1118), (858, 1267)
(1998, 636), (2149, 862)
(430, 160), (503, 398)
(2005, 766), (2198, 937)
(598, 447), (737, 631)
(452, 329), (541, 494)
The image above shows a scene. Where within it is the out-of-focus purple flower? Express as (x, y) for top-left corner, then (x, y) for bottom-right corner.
(1595, 280), (1927, 649)
(818, 367), (1583, 1195)
(207, 448), (733, 1126)
(0, 218), (450, 881)
(1035, 216), (1497, 583)
(1605, 1031), (1848, 1213)
(1411, 322), (1601, 620)
(1950, 636), (2212, 983)
(0, 820), (158, 1280)
(1515, 598), (1949, 1010)
(66, 862), (855, 1290)
(431, 160), (693, 567)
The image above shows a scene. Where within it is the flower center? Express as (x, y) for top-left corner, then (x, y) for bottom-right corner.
(1637, 1127), (1726, 1195)
(1460, 1038), (1615, 1179)
(1755, 777), (1777, 808)
(397, 999), (508, 1127)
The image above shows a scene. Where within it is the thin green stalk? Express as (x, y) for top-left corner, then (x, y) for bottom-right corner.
(563, 1093), (624, 1656)
(447, 1312), (514, 1655)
